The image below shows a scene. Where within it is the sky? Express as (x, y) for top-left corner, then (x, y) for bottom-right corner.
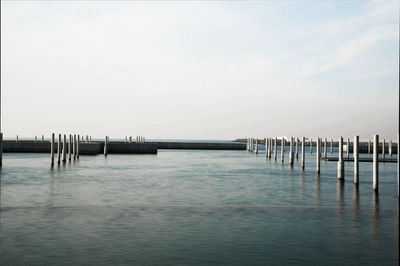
(1, 0), (399, 140)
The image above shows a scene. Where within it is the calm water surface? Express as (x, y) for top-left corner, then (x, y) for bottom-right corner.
(0, 148), (398, 265)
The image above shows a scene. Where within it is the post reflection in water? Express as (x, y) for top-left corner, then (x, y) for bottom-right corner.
(351, 184), (361, 250)
(336, 179), (345, 230)
(315, 173), (320, 208)
(371, 191), (380, 252)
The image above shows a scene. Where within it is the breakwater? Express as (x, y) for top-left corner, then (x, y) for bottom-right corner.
(2, 140), (245, 154)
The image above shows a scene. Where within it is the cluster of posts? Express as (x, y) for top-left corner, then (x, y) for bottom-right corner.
(247, 135), (399, 194)
(124, 136), (146, 143)
(50, 133), (82, 167)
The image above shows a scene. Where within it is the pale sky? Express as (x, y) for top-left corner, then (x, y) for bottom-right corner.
(1, 0), (398, 140)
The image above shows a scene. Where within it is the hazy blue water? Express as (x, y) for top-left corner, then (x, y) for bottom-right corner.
(0, 147), (398, 265)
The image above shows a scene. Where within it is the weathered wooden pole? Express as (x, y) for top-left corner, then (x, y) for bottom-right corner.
(310, 138), (312, 154)
(68, 134), (72, 161)
(347, 138), (350, 159)
(354, 135), (359, 185)
(104, 136), (108, 156)
(324, 138), (327, 158)
(373, 134), (379, 191)
(42, 134), (44, 142)
(316, 138), (320, 173)
(51, 133), (55, 167)
(289, 137), (294, 167)
(265, 138), (268, 157)
(295, 138), (299, 159)
(62, 134), (66, 162)
(35, 136), (37, 142)
(0, 133), (2, 167)
(301, 137), (305, 169)
(16, 134), (18, 142)
(77, 135), (80, 159)
(281, 138), (285, 163)
(274, 137), (277, 161)
(382, 139), (385, 159)
(330, 138), (333, 154)
(57, 134), (61, 165)
(89, 136), (92, 142)
(389, 140), (392, 156)
(73, 134), (76, 159)
(338, 136), (344, 179)
(130, 136), (132, 143)
(255, 138), (258, 154)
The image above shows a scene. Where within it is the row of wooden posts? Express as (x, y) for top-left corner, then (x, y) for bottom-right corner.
(16, 134), (93, 143)
(50, 133), (81, 167)
(247, 135), (398, 193)
(124, 136), (145, 143)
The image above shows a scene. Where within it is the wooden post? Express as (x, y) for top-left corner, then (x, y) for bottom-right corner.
(35, 136), (37, 142)
(354, 135), (359, 185)
(42, 135), (44, 142)
(57, 134), (61, 165)
(265, 138), (268, 157)
(104, 136), (108, 156)
(310, 138), (312, 154)
(316, 138), (320, 173)
(274, 137), (277, 161)
(330, 138), (333, 154)
(373, 134), (379, 191)
(301, 137), (305, 169)
(73, 134), (76, 159)
(51, 133), (55, 166)
(281, 138), (285, 163)
(0, 133), (2, 167)
(68, 134), (72, 161)
(295, 138), (299, 159)
(16, 134), (18, 142)
(77, 135), (80, 159)
(324, 138), (327, 158)
(62, 134), (66, 162)
(382, 139), (385, 159)
(255, 138), (258, 154)
(347, 138), (350, 159)
(338, 136), (344, 179)
(289, 137), (294, 167)
(389, 140), (392, 156)
(90, 136), (92, 142)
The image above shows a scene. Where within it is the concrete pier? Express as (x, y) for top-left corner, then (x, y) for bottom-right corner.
(373, 135), (379, 191)
(301, 137), (305, 169)
(316, 138), (320, 173)
(281, 138), (285, 163)
(354, 135), (359, 185)
(338, 136), (344, 179)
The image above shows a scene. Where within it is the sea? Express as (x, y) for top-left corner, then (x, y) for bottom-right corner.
(0, 144), (398, 265)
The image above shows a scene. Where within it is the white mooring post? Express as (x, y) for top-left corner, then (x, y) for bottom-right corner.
(281, 138), (285, 163)
(265, 138), (268, 157)
(338, 136), (344, 179)
(57, 134), (61, 165)
(62, 134), (66, 162)
(382, 139), (385, 159)
(354, 135), (359, 185)
(51, 133), (55, 167)
(373, 134), (379, 191)
(77, 135), (80, 159)
(368, 139), (371, 154)
(68, 134), (72, 161)
(330, 138), (333, 154)
(73, 134), (76, 159)
(255, 138), (258, 154)
(274, 137), (277, 161)
(310, 138), (312, 154)
(301, 137), (305, 169)
(324, 138), (327, 158)
(289, 137), (294, 167)
(269, 138), (273, 158)
(104, 136), (108, 156)
(347, 138), (350, 159)
(316, 138), (320, 173)
(389, 140), (392, 156)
